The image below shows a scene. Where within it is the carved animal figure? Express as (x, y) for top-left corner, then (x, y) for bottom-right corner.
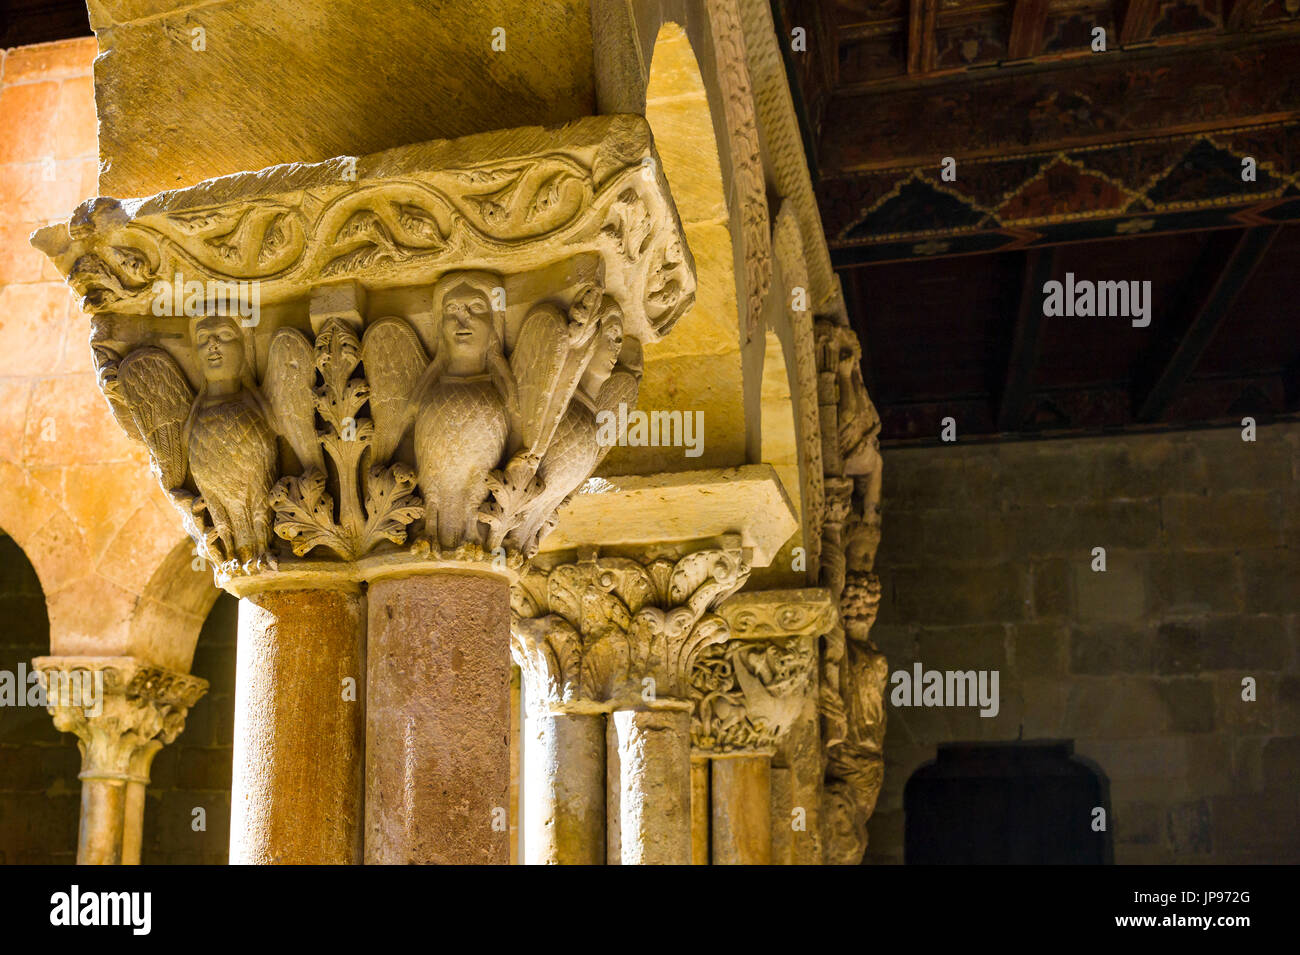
(102, 315), (319, 572)
(363, 271), (514, 550)
(363, 270), (609, 553)
(506, 305), (642, 556)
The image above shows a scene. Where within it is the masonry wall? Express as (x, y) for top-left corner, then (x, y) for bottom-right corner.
(1, 38), (238, 864)
(865, 422), (1300, 864)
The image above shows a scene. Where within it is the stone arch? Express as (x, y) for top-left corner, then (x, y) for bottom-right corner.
(0, 445), (216, 673)
(128, 534), (222, 674)
(0, 528), (81, 863)
(594, 10), (761, 477)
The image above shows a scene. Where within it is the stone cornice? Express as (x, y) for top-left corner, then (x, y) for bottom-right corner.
(537, 465), (799, 567)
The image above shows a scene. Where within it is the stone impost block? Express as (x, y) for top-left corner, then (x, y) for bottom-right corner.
(538, 464), (799, 567)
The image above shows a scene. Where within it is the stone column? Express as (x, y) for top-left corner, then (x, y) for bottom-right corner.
(365, 570), (511, 864)
(690, 757), (711, 864)
(711, 755), (772, 864)
(687, 589), (831, 864)
(34, 115), (696, 866)
(522, 709), (606, 865)
(230, 588), (365, 864)
(513, 545), (751, 865)
(35, 657), (207, 865)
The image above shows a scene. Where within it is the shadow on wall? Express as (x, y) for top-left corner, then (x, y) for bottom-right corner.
(141, 592), (238, 865)
(0, 533), (79, 864)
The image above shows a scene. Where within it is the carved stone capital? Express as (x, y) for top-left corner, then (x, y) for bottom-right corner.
(33, 657), (208, 783)
(32, 116), (695, 595)
(687, 589), (832, 755)
(510, 545), (752, 710)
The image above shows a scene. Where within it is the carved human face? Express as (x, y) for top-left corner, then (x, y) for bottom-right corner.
(194, 316), (246, 384)
(440, 283), (493, 372)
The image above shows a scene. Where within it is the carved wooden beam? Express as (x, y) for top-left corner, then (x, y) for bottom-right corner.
(907, 0), (938, 75)
(997, 248), (1057, 432)
(1118, 0), (1162, 44)
(1007, 0), (1050, 60)
(821, 36), (1300, 173)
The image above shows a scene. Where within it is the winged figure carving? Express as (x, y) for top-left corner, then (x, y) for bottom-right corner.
(505, 304), (643, 556)
(104, 315), (320, 573)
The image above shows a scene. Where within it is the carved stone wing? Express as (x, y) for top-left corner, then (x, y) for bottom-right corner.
(593, 367), (640, 466)
(360, 316), (427, 463)
(263, 327), (324, 474)
(510, 303), (590, 460)
(116, 347), (195, 491)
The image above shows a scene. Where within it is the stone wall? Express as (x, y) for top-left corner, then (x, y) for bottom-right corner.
(865, 422), (1300, 864)
(0, 535), (79, 864)
(1, 37), (211, 673)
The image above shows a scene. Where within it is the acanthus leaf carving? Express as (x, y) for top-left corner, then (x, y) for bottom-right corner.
(510, 547), (751, 708)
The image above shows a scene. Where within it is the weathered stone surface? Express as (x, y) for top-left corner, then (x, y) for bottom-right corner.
(607, 707), (692, 865)
(711, 755), (771, 864)
(87, 0), (596, 197)
(538, 466), (797, 566)
(365, 572), (511, 865)
(230, 589), (364, 864)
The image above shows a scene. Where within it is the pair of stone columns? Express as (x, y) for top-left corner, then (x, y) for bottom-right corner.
(516, 566), (830, 865)
(234, 573), (509, 863)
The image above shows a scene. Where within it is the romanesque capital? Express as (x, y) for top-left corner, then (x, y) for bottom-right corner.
(31, 115), (695, 594)
(33, 657), (208, 782)
(509, 544), (752, 711)
(688, 589), (834, 755)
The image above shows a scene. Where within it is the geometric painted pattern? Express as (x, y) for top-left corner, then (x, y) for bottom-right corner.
(822, 121), (1300, 265)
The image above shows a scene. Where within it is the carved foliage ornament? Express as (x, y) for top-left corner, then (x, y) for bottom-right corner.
(689, 636), (815, 753)
(32, 116), (696, 346)
(34, 658), (208, 781)
(509, 547), (751, 707)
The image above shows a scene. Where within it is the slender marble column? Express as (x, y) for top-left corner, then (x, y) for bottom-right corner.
(523, 710), (605, 864)
(365, 570), (512, 864)
(607, 705), (693, 865)
(231, 588), (365, 864)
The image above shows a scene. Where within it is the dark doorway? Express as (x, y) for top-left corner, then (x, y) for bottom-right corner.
(904, 740), (1111, 864)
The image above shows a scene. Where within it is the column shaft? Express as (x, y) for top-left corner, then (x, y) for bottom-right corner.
(231, 588), (366, 864)
(365, 571), (511, 864)
(691, 757), (710, 865)
(121, 779), (147, 865)
(77, 778), (126, 865)
(607, 707), (692, 865)
(711, 755), (772, 864)
(524, 711), (605, 864)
